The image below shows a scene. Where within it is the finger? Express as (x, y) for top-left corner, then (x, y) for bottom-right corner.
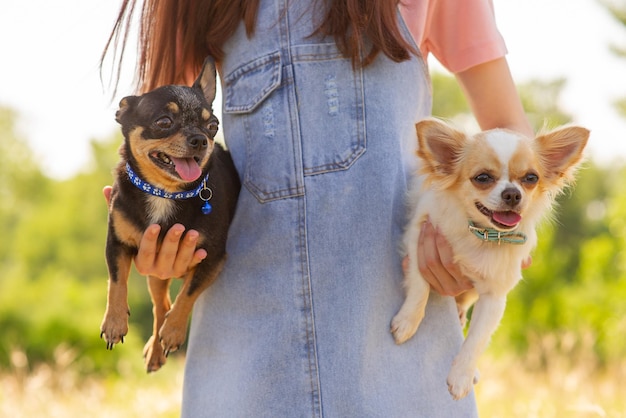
(191, 249), (208, 269)
(419, 221), (473, 297)
(102, 185), (113, 206)
(433, 228), (473, 295)
(417, 221), (447, 295)
(153, 224), (186, 278)
(135, 224), (162, 276)
(171, 229), (206, 277)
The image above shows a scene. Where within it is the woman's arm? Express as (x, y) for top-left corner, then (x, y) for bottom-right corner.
(456, 57), (533, 136)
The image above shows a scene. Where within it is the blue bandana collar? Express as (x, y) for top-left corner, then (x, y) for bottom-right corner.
(125, 163), (213, 214)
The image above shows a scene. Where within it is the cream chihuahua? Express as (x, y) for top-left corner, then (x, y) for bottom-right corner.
(391, 119), (589, 400)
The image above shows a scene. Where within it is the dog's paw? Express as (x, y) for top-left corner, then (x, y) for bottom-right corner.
(446, 362), (478, 400)
(143, 335), (167, 373)
(100, 310), (130, 350)
(158, 320), (187, 357)
(390, 311), (423, 345)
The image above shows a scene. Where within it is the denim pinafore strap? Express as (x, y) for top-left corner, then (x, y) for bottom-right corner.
(182, 1), (478, 416)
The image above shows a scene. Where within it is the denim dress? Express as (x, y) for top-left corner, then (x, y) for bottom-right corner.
(182, 1), (478, 416)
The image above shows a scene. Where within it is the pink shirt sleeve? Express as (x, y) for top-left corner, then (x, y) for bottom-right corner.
(400, 0), (507, 73)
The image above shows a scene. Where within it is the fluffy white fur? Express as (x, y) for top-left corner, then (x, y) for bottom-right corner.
(391, 119), (589, 400)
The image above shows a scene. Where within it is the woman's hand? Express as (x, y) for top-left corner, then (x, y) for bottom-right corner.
(103, 186), (207, 280)
(403, 219), (533, 296)
(416, 220), (474, 296)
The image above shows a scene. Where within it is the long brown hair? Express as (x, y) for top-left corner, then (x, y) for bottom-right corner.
(101, 0), (415, 94)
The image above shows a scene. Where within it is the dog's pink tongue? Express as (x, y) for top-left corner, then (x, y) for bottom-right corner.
(171, 157), (202, 182)
(493, 211), (522, 227)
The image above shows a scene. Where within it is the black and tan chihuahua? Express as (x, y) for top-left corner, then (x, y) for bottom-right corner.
(100, 57), (240, 372)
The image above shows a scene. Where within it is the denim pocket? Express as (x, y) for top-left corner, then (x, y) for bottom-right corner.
(224, 52), (304, 203)
(224, 52), (282, 114)
(223, 45), (366, 202)
(292, 43), (366, 176)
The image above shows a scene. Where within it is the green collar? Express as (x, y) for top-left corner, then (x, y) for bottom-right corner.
(468, 220), (527, 245)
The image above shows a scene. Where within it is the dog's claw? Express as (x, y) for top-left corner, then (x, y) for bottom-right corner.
(390, 312), (422, 345)
(162, 343), (182, 358)
(100, 310), (129, 351)
(143, 335), (167, 372)
(447, 362), (479, 400)
(100, 329), (127, 350)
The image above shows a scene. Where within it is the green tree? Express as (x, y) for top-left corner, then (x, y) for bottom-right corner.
(0, 108), (49, 261)
(431, 71), (470, 118)
(518, 78), (572, 129)
(0, 111), (153, 374)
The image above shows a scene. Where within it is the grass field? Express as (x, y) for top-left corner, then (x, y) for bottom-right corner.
(475, 355), (626, 417)
(0, 347), (183, 418)
(2, 349), (625, 417)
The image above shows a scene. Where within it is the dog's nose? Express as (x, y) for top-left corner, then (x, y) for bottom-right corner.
(188, 135), (208, 150)
(501, 187), (522, 207)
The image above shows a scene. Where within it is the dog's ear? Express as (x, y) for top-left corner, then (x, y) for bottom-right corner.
(416, 119), (466, 180)
(535, 126), (589, 185)
(115, 95), (138, 125)
(193, 56), (217, 106)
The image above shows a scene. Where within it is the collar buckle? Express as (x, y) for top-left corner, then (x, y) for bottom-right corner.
(468, 221), (527, 245)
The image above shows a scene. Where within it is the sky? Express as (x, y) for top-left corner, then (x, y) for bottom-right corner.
(1, 0), (626, 179)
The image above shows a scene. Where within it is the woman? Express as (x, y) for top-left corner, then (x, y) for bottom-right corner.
(103, 0), (532, 416)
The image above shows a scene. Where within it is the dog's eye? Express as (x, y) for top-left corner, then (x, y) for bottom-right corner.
(523, 173), (539, 184)
(207, 120), (219, 137)
(155, 116), (172, 129)
(473, 173), (494, 184)
(206, 115), (220, 138)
